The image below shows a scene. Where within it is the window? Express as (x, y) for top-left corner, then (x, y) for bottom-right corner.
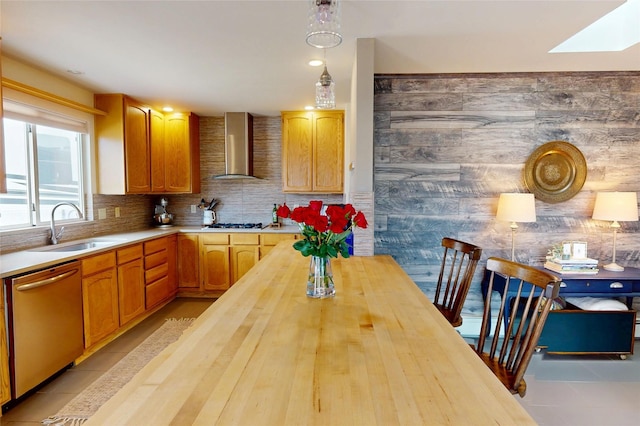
(0, 117), (85, 229)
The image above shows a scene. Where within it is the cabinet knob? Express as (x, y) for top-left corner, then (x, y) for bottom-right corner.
(610, 282), (624, 289)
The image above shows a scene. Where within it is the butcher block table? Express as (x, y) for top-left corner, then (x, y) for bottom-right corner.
(86, 243), (535, 425)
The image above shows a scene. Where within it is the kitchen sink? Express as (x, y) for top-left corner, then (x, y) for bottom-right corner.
(28, 239), (124, 252)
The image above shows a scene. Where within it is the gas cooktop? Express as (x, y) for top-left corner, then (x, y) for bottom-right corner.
(203, 223), (263, 229)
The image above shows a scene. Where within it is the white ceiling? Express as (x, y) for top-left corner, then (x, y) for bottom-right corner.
(2, 1), (639, 117)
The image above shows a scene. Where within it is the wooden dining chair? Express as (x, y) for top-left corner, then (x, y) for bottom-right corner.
(433, 237), (483, 327)
(474, 257), (561, 397)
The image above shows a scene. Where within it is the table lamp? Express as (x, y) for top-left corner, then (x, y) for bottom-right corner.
(496, 193), (536, 261)
(592, 192), (639, 271)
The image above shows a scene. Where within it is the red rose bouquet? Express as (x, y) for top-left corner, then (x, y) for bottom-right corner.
(277, 200), (368, 258)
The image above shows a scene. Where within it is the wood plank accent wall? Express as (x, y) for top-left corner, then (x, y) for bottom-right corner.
(373, 72), (640, 316)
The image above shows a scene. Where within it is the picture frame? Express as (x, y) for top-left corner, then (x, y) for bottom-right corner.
(571, 241), (588, 259)
(561, 241), (572, 260)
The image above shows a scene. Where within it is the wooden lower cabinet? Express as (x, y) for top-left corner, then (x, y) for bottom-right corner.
(230, 246), (259, 283)
(167, 235), (178, 294)
(200, 233), (232, 292)
(202, 244), (231, 291)
(144, 235), (177, 309)
(82, 238), (176, 350)
(259, 233), (297, 258)
(177, 232), (297, 297)
(230, 234), (260, 283)
(82, 251), (119, 348)
(117, 244), (145, 326)
(178, 234), (200, 290)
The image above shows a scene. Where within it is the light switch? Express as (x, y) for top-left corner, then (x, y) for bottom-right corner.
(115, 207), (121, 218)
(98, 208), (107, 220)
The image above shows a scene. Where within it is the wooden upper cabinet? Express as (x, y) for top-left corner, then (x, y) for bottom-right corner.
(95, 93), (200, 195)
(95, 94), (150, 194)
(281, 110), (344, 193)
(282, 113), (313, 191)
(164, 112), (200, 193)
(124, 99), (152, 193)
(150, 109), (166, 192)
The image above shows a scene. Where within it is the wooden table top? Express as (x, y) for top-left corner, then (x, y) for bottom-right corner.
(87, 243), (536, 425)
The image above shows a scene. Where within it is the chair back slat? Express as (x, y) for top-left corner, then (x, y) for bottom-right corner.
(475, 257), (561, 397)
(433, 238), (482, 327)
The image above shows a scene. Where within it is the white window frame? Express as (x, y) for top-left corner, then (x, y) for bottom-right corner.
(2, 90), (93, 230)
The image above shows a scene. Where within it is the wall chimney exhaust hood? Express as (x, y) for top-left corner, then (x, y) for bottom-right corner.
(213, 112), (259, 179)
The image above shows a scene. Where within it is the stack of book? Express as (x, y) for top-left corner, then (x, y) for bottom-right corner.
(544, 257), (599, 275)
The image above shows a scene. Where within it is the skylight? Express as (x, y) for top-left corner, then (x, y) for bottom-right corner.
(550, 0), (640, 52)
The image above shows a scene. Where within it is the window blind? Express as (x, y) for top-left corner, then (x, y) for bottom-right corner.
(3, 87), (90, 133)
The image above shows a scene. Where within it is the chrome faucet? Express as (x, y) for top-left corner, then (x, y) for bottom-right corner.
(50, 202), (84, 244)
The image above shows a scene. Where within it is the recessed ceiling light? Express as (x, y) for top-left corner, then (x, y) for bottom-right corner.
(66, 69), (84, 75)
(162, 106), (174, 112)
(308, 59), (324, 67)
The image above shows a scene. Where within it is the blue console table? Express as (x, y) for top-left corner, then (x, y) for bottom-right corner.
(481, 266), (639, 356)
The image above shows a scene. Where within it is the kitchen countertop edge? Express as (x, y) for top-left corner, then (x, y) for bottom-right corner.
(1, 225), (300, 278)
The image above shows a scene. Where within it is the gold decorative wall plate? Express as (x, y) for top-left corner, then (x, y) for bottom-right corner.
(524, 141), (587, 203)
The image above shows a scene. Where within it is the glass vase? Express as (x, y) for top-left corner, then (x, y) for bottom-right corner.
(307, 255), (335, 298)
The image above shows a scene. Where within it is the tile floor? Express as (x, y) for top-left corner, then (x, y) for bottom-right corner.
(1, 298), (638, 425)
(518, 348), (640, 425)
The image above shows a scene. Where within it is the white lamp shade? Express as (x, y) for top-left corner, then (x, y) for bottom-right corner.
(592, 192), (639, 222)
(496, 193), (536, 223)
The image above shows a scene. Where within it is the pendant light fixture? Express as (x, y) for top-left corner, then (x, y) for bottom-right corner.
(315, 50), (335, 109)
(306, 0), (342, 49)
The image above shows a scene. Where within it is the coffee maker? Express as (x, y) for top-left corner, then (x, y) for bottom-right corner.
(153, 197), (174, 226)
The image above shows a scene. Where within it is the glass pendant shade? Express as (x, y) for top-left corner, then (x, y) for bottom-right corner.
(315, 65), (335, 109)
(306, 0), (342, 49)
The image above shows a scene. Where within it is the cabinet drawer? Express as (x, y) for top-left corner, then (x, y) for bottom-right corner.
(201, 234), (230, 245)
(230, 234), (259, 245)
(145, 249), (168, 270)
(146, 276), (170, 309)
(144, 237), (167, 255)
(560, 279), (634, 293)
(145, 263), (169, 284)
(117, 244), (143, 265)
(539, 309), (636, 355)
(261, 233), (296, 246)
(82, 251), (116, 275)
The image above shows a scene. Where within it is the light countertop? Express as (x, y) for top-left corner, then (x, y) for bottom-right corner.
(0, 225), (300, 278)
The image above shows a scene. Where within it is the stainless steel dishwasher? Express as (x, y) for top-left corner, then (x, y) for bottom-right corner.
(6, 261), (84, 400)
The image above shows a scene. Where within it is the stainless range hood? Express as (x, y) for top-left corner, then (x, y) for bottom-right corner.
(214, 112), (258, 179)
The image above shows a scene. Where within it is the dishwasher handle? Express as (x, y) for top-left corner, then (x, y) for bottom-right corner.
(15, 269), (79, 291)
